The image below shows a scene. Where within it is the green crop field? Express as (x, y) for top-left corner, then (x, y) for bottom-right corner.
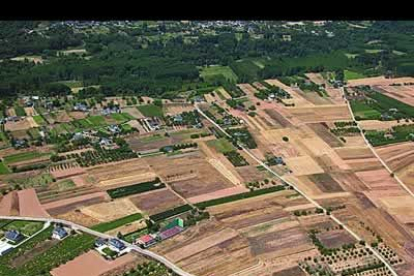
(107, 179), (165, 199)
(200, 66), (238, 83)
(3, 151), (51, 164)
(344, 69), (366, 81)
(206, 138), (235, 153)
(14, 105), (26, 117)
(2, 220), (44, 236)
(195, 185), (285, 209)
(0, 161), (10, 174)
(350, 100), (382, 120)
(137, 105), (163, 117)
(87, 115), (107, 126)
(92, 213), (143, 233)
(110, 112), (135, 122)
(32, 115), (46, 125)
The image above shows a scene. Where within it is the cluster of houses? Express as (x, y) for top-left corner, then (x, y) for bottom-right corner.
(0, 224), (69, 256)
(94, 237), (128, 259)
(136, 218), (185, 249)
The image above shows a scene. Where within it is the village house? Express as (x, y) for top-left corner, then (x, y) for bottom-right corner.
(5, 230), (24, 243)
(108, 238), (126, 252)
(52, 226), (68, 240)
(137, 234), (157, 248)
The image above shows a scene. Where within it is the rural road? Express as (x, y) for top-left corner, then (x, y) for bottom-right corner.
(344, 87), (414, 199)
(0, 215), (195, 276)
(195, 104), (400, 276)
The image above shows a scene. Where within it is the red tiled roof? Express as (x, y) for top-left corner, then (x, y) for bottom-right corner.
(139, 234), (154, 243)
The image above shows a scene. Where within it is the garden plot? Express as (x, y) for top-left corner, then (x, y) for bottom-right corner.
(80, 198), (140, 222)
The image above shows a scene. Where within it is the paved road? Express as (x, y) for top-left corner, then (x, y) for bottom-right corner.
(195, 104), (400, 276)
(0, 215), (194, 276)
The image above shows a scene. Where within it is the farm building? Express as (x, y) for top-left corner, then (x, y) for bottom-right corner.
(137, 234), (157, 248)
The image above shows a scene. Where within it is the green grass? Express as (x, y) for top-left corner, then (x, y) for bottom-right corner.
(2, 220), (44, 236)
(200, 66), (238, 83)
(110, 112), (135, 122)
(0, 161), (9, 174)
(3, 151), (51, 164)
(350, 100), (382, 120)
(14, 105), (26, 117)
(206, 138), (235, 153)
(344, 70), (366, 81)
(56, 179), (76, 191)
(365, 49), (383, 54)
(137, 105), (164, 118)
(87, 115), (107, 126)
(32, 115), (46, 125)
(91, 213), (143, 233)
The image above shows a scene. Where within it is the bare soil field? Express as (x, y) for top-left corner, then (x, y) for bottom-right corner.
(347, 76), (414, 87)
(86, 158), (151, 184)
(129, 188), (184, 215)
(80, 198), (140, 222)
(359, 120), (414, 130)
(288, 105), (352, 123)
(5, 118), (32, 131)
(308, 123), (343, 148)
(334, 146), (374, 160)
(375, 85), (414, 107)
(43, 191), (109, 216)
(305, 73), (326, 85)
(316, 229), (356, 249)
(294, 88), (333, 105)
(163, 103), (195, 116)
(307, 173), (344, 193)
(272, 266), (307, 276)
(187, 186), (249, 204)
(18, 188), (50, 217)
(125, 134), (172, 152)
(56, 210), (100, 227)
(68, 111), (88, 120)
(264, 109), (294, 128)
(356, 169), (399, 190)
(0, 191), (16, 215)
(50, 162), (85, 179)
(145, 153), (234, 198)
(24, 107), (37, 117)
(344, 157), (383, 172)
(50, 251), (141, 276)
(284, 156), (325, 176)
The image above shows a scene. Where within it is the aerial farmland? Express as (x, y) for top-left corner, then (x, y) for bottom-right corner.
(2, 20), (414, 276)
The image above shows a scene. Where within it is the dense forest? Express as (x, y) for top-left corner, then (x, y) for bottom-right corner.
(1, 20), (414, 99)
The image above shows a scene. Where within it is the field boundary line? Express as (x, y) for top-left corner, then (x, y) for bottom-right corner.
(196, 103), (400, 276)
